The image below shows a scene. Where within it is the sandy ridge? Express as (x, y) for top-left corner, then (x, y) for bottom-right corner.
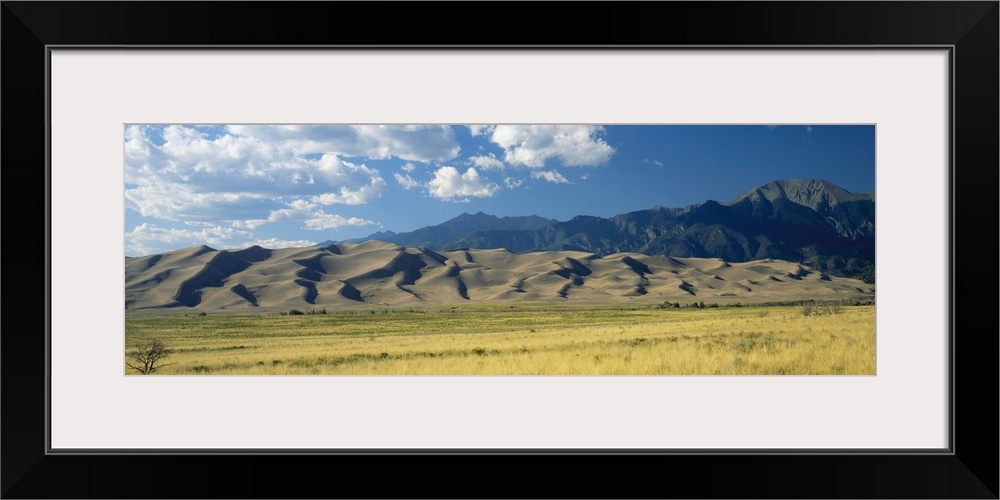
(125, 241), (875, 311)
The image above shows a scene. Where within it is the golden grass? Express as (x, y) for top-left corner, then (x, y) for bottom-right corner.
(124, 304), (875, 375)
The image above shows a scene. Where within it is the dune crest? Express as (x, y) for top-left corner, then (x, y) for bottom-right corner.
(125, 242), (875, 311)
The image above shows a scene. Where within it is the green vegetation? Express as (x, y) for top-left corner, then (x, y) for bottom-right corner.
(125, 303), (874, 375)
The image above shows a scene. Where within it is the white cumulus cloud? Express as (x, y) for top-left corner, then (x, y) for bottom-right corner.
(467, 125), (495, 137)
(226, 124), (461, 162)
(531, 170), (569, 184)
(468, 153), (505, 170)
(504, 177), (524, 189)
(427, 167), (499, 201)
(394, 173), (420, 190)
(232, 218), (269, 230)
(487, 125), (615, 167)
(303, 212), (375, 231)
(125, 126), (387, 223)
(264, 199), (376, 231)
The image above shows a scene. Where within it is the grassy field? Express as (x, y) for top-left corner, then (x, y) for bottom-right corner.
(124, 303), (875, 375)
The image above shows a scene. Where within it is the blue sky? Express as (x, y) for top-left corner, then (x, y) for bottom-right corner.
(125, 124), (875, 256)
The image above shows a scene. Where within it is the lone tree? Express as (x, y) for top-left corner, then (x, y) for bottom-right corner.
(126, 338), (175, 374)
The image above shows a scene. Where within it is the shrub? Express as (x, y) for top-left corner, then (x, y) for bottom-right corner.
(288, 309), (304, 315)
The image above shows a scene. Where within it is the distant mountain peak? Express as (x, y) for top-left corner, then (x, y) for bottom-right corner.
(452, 211), (495, 221)
(341, 211), (558, 248)
(729, 178), (873, 212)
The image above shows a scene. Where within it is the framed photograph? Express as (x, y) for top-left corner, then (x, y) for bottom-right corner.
(120, 121), (878, 379)
(4, 2), (996, 498)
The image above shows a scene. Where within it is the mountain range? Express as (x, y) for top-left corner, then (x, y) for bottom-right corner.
(329, 179), (875, 282)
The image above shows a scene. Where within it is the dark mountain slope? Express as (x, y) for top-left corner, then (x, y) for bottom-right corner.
(334, 179), (875, 281)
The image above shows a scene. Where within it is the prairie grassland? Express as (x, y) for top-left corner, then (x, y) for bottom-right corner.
(124, 304), (875, 375)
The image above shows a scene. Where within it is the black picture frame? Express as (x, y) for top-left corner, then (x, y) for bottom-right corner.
(3, 2), (997, 498)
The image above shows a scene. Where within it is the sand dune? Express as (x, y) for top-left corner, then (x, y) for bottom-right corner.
(124, 241), (876, 312)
